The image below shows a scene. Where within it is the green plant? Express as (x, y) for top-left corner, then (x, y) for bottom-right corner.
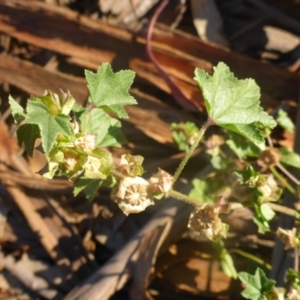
(9, 62), (300, 299)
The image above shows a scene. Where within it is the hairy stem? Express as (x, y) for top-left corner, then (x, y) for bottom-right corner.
(168, 189), (202, 207)
(171, 118), (214, 188)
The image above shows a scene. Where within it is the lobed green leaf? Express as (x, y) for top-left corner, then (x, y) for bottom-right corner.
(9, 95), (26, 123)
(238, 268), (276, 300)
(276, 109), (295, 133)
(25, 101), (71, 153)
(194, 62), (276, 145)
(85, 63), (136, 118)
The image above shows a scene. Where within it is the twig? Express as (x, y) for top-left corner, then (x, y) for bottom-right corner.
(277, 163), (300, 186)
(146, 0), (198, 111)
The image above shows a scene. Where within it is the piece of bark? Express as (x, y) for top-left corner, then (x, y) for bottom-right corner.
(191, 0), (229, 47)
(2, 253), (64, 300)
(0, 53), (88, 104)
(64, 199), (193, 300)
(270, 93), (300, 285)
(1, 0), (300, 108)
(129, 226), (166, 300)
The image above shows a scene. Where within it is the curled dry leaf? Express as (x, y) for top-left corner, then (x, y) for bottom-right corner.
(112, 176), (154, 215)
(287, 288), (300, 300)
(276, 227), (297, 250)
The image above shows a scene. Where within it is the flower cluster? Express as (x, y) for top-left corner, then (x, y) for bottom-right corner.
(44, 132), (113, 181)
(111, 154), (173, 215)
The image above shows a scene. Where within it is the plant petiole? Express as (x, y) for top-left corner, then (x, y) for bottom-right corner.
(170, 118), (215, 191)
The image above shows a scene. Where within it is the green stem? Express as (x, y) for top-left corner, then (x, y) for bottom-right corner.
(168, 189), (202, 207)
(270, 166), (296, 195)
(110, 168), (127, 180)
(231, 248), (272, 270)
(268, 202), (298, 217)
(171, 118), (213, 188)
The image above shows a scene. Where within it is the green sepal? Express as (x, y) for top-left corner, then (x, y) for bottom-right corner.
(83, 148), (113, 179)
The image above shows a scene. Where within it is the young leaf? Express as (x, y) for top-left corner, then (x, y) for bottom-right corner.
(194, 63), (276, 145)
(171, 121), (199, 152)
(276, 109), (295, 133)
(260, 203), (275, 221)
(25, 101), (71, 153)
(189, 178), (223, 204)
(226, 131), (261, 159)
(279, 147), (300, 169)
(85, 63), (136, 118)
(238, 268), (276, 300)
(9, 95), (26, 123)
(17, 124), (40, 157)
(217, 241), (238, 279)
(74, 177), (102, 201)
(83, 108), (126, 147)
(253, 215), (270, 234)
(253, 204), (272, 234)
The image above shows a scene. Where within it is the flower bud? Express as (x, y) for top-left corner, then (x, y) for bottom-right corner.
(257, 174), (281, 203)
(148, 168), (173, 197)
(118, 154), (144, 177)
